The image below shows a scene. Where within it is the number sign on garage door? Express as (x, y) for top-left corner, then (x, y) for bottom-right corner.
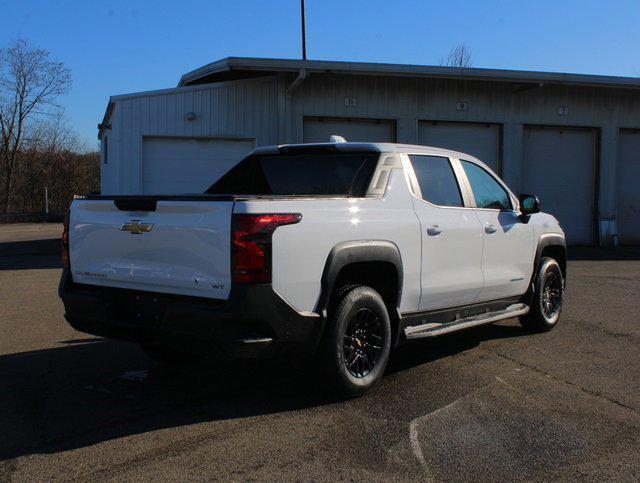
(303, 117), (395, 143)
(618, 129), (640, 245)
(523, 126), (596, 245)
(141, 137), (254, 195)
(418, 121), (501, 173)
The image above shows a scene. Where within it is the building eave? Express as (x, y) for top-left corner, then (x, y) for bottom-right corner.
(177, 56), (640, 90)
(97, 99), (115, 139)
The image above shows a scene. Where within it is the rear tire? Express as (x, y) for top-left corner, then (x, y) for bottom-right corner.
(520, 257), (564, 332)
(320, 285), (392, 398)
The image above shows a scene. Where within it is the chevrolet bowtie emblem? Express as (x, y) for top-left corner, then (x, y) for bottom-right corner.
(120, 220), (154, 234)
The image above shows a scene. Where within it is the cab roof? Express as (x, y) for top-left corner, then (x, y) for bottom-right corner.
(251, 141), (483, 164)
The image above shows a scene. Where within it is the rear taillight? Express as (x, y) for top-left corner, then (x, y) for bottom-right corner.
(232, 213), (302, 284)
(62, 209), (70, 269)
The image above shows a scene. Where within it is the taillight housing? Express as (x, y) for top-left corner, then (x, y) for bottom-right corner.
(232, 213), (302, 284)
(62, 209), (70, 269)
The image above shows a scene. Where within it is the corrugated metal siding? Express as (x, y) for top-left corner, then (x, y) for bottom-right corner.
(105, 77), (279, 194)
(294, 75), (640, 141)
(104, 71), (640, 244)
(290, 74), (640, 243)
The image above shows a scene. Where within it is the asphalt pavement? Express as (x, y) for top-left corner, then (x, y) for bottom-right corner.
(0, 224), (639, 480)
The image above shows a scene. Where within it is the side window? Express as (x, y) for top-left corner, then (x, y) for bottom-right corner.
(409, 155), (464, 207)
(461, 160), (512, 210)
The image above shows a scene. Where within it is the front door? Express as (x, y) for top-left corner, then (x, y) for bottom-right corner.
(406, 154), (485, 311)
(458, 159), (535, 301)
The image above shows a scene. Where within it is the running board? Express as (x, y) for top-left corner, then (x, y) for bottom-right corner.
(403, 303), (529, 340)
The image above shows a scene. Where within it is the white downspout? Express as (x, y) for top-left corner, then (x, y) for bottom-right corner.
(286, 68), (307, 94)
(285, 68), (308, 143)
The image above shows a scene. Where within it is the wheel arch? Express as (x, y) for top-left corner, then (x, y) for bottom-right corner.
(529, 234), (567, 290)
(315, 240), (404, 346)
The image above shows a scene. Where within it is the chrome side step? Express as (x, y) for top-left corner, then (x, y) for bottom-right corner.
(236, 337), (273, 344)
(404, 303), (529, 340)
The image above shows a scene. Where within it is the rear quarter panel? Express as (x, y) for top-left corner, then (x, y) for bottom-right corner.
(235, 169), (421, 313)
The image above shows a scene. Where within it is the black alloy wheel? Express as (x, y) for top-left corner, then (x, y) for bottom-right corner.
(342, 307), (384, 378)
(541, 269), (563, 320)
(520, 256), (564, 332)
(321, 285), (392, 398)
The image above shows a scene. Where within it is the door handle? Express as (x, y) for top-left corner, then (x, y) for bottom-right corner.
(427, 225), (443, 236)
(484, 224), (497, 234)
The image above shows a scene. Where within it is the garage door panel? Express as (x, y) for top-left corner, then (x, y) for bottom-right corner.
(142, 137), (254, 195)
(618, 130), (640, 245)
(523, 127), (595, 245)
(143, 138), (251, 159)
(303, 117), (394, 143)
(143, 157), (239, 182)
(418, 122), (500, 172)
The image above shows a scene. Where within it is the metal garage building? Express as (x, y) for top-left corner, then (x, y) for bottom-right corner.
(98, 57), (640, 246)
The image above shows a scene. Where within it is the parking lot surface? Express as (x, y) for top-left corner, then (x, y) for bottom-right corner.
(1, 224), (639, 480)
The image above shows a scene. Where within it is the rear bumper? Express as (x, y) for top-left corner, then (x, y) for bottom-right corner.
(58, 269), (323, 359)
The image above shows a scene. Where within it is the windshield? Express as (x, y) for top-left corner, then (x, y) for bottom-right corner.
(206, 151), (379, 197)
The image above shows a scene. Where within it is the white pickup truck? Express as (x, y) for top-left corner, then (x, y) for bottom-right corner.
(59, 140), (566, 396)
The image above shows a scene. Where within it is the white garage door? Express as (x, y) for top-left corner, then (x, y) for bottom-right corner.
(418, 121), (500, 172)
(303, 117), (395, 143)
(618, 130), (640, 245)
(141, 137), (254, 195)
(523, 126), (596, 245)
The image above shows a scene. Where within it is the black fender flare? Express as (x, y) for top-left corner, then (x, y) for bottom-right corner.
(316, 240), (403, 319)
(534, 234), (566, 271)
(310, 240), (404, 350)
(526, 233), (567, 301)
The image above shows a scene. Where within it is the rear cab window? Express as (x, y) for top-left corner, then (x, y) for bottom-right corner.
(409, 155), (464, 207)
(207, 151), (379, 197)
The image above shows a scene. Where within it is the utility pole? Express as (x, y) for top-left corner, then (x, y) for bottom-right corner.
(301, 0), (307, 60)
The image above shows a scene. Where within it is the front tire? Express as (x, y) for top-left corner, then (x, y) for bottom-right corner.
(321, 285), (392, 398)
(520, 257), (564, 332)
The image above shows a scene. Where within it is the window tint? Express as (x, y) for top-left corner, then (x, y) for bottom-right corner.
(409, 155), (463, 207)
(461, 160), (512, 210)
(207, 151), (378, 196)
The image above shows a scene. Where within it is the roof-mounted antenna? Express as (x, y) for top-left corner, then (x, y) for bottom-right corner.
(330, 135), (347, 143)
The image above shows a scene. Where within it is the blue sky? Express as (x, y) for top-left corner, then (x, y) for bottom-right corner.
(1, 0), (639, 149)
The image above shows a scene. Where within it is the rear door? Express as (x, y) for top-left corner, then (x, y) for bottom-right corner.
(405, 154), (485, 311)
(457, 159), (534, 301)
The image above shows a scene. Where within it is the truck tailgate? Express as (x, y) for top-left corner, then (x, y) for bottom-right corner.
(69, 198), (233, 300)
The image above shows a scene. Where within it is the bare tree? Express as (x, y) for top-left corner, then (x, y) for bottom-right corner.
(441, 43), (473, 68)
(0, 39), (71, 213)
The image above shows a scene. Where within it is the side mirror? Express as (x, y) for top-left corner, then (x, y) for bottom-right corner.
(519, 194), (540, 217)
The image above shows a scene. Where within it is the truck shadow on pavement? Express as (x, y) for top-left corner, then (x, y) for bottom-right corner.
(0, 322), (526, 462)
(388, 323), (524, 374)
(0, 238), (62, 270)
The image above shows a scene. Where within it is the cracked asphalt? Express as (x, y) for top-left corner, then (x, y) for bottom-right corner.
(1, 224), (639, 480)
